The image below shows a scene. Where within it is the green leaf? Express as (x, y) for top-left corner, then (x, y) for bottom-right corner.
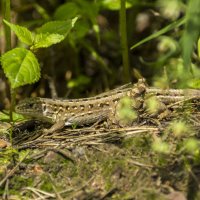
(36, 18), (78, 36)
(181, 0), (200, 68)
(3, 20), (34, 45)
(187, 78), (200, 89)
(54, 2), (79, 20)
(1, 48), (40, 88)
(130, 17), (186, 50)
(76, 0), (99, 21)
(32, 18), (78, 50)
(32, 3), (50, 20)
(69, 19), (90, 41)
(0, 111), (24, 122)
(101, 0), (132, 10)
(198, 37), (200, 58)
(67, 75), (90, 88)
(31, 33), (65, 50)
(75, 0), (100, 42)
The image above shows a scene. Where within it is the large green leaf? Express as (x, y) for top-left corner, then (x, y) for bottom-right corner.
(1, 48), (40, 89)
(36, 18), (78, 36)
(181, 0), (200, 68)
(3, 20), (34, 45)
(130, 17), (186, 50)
(31, 33), (65, 50)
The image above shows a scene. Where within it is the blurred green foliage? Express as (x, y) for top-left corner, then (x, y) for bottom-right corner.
(1, 0), (199, 95)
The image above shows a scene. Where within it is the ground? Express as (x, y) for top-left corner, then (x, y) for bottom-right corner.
(1, 120), (200, 200)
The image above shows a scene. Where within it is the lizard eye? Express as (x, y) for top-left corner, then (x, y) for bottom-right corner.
(28, 102), (34, 108)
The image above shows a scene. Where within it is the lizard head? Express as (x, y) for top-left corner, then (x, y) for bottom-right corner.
(15, 97), (52, 122)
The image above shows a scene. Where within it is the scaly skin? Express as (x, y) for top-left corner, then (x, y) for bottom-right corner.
(16, 79), (200, 126)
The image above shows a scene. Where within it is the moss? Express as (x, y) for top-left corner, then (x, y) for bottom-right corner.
(9, 176), (33, 195)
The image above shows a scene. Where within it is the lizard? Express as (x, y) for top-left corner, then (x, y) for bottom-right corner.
(15, 79), (200, 130)
(15, 79), (146, 130)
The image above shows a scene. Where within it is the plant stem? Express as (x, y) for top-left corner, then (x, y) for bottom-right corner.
(120, 0), (130, 82)
(3, 0), (15, 123)
(10, 88), (16, 122)
(3, 0), (11, 51)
